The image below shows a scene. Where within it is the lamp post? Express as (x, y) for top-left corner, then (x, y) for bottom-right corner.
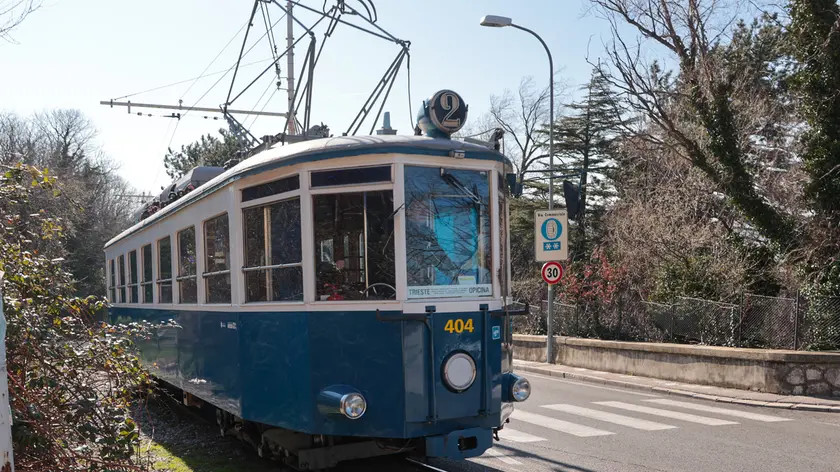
(481, 15), (556, 363)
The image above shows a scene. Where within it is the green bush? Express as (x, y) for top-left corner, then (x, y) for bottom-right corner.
(1, 164), (152, 471)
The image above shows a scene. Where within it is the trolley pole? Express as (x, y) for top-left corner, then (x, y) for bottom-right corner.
(286, 0), (296, 135)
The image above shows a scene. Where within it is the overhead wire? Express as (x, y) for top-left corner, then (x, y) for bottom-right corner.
(181, 19), (250, 101)
(244, 79), (277, 129)
(110, 58), (276, 101)
(151, 118), (176, 191)
(179, 10), (287, 123)
(249, 87), (280, 129)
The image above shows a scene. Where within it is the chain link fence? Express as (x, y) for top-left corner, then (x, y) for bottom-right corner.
(511, 292), (840, 351)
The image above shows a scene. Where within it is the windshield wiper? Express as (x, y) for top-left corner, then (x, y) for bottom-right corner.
(440, 170), (481, 204)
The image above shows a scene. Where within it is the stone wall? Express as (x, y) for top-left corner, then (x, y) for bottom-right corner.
(781, 365), (840, 396)
(513, 335), (840, 397)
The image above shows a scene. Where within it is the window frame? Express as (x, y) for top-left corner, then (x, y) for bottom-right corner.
(497, 181), (510, 302)
(108, 259), (116, 303)
(241, 195), (304, 303)
(141, 243), (154, 304)
(203, 212), (232, 304)
(157, 236), (174, 304)
(117, 254), (127, 303)
(176, 226), (198, 304)
(310, 179), (397, 303)
(128, 249), (139, 303)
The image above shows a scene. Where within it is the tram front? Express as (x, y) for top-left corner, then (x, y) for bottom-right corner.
(306, 89), (530, 464)
(392, 90), (531, 459)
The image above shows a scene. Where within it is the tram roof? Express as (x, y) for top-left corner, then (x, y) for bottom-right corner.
(105, 134), (512, 249)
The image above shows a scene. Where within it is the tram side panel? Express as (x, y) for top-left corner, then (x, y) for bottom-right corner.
(239, 311), (313, 430)
(116, 305), (507, 455)
(307, 310), (406, 437)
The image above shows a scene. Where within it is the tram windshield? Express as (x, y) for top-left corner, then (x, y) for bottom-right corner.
(404, 166), (492, 299)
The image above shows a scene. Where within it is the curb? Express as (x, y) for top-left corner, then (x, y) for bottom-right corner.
(513, 363), (840, 413)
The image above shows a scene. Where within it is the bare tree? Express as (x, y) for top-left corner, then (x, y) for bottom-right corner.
(1, 0), (39, 41)
(606, 136), (761, 300)
(462, 76), (567, 189)
(590, 0), (798, 252)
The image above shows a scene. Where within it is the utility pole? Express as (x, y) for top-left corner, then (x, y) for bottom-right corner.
(287, 0), (296, 135)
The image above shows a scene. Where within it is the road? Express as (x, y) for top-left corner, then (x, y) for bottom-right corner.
(424, 374), (840, 472)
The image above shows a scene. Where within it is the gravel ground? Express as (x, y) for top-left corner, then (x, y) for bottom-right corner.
(130, 394), (285, 472)
(127, 393), (446, 472)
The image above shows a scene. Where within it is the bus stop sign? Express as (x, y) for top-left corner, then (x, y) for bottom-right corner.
(535, 209), (568, 262)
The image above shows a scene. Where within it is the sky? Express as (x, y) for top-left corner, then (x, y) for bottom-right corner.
(1, 0), (620, 196)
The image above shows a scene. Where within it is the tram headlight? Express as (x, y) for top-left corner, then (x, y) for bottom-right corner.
(511, 376), (531, 402)
(340, 393), (367, 419)
(442, 352), (477, 392)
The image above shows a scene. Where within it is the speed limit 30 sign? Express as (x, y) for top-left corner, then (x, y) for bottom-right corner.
(541, 261), (564, 285)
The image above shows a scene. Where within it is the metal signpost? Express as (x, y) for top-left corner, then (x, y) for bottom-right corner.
(535, 210), (568, 362)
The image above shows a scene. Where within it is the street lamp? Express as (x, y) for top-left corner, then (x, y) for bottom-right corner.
(481, 14), (557, 364)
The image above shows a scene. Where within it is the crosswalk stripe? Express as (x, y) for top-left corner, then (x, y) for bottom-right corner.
(485, 448), (523, 465)
(541, 404), (678, 431)
(644, 399), (792, 422)
(511, 410), (614, 437)
(498, 428), (547, 443)
(594, 401), (738, 426)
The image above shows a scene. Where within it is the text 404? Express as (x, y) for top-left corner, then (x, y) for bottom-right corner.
(444, 318), (475, 334)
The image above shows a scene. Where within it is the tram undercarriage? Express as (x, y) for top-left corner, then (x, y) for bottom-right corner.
(160, 378), (505, 471)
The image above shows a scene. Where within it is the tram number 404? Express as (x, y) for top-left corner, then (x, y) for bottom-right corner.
(444, 318), (475, 334)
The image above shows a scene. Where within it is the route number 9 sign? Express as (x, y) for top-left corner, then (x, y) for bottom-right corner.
(541, 261), (564, 285)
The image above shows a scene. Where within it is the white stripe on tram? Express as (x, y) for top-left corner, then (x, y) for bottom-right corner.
(510, 410), (614, 437)
(497, 428), (546, 443)
(485, 448), (523, 465)
(644, 399), (792, 422)
(594, 401), (739, 426)
(541, 404), (677, 431)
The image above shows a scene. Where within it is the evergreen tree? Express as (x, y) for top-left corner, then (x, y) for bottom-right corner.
(788, 0), (840, 296)
(163, 128), (241, 179)
(546, 67), (630, 258)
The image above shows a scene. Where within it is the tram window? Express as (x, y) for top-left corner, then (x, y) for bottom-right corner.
(243, 198), (303, 302)
(141, 244), (153, 303)
(128, 250), (139, 303)
(313, 190), (395, 301)
(404, 166), (492, 299)
(204, 213), (231, 304)
(499, 194), (509, 299)
(311, 165), (391, 188)
(108, 259), (116, 303)
(117, 254), (126, 303)
(178, 227), (197, 304)
(241, 175), (300, 202)
(158, 236), (173, 303)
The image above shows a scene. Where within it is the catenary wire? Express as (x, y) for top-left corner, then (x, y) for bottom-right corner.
(181, 20), (250, 101)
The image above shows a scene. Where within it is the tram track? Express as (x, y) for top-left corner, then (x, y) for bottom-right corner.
(405, 457), (453, 472)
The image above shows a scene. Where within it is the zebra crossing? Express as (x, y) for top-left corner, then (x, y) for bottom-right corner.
(474, 398), (794, 469)
(497, 398), (791, 443)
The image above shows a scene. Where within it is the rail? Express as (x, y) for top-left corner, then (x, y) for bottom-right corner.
(405, 457), (451, 471)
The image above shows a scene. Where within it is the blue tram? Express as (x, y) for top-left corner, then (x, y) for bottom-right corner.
(104, 90), (531, 470)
